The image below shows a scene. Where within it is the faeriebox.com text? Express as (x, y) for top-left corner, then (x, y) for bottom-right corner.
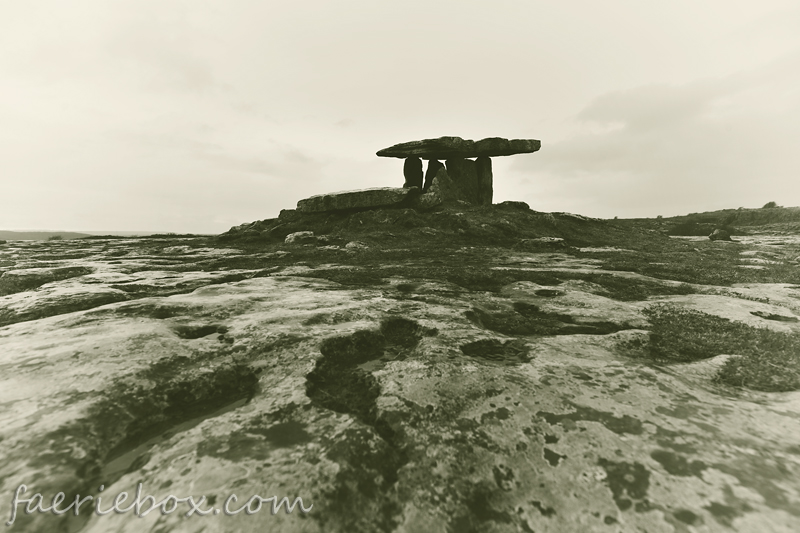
(6, 483), (312, 527)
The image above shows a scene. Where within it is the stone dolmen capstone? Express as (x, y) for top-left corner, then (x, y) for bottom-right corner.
(377, 136), (540, 206)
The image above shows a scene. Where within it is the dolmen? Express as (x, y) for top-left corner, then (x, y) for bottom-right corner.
(377, 136), (540, 207)
(295, 136), (540, 214)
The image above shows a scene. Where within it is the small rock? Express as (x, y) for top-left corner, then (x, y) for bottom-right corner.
(162, 245), (192, 254)
(285, 231), (316, 244)
(750, 310), (799, 322)
(709, 229), (732, 241)
(345, 241), (369, 251)
(260, 251), (291, 259)
(496, 201), (530, 210)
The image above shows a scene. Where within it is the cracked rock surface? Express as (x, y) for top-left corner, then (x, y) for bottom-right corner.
(1, 210), (800, 533)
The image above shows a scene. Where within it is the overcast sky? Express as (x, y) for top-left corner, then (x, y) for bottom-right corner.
(2, 1), (799, 233)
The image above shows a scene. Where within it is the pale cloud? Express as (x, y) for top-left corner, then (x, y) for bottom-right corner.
(509, 51), (800, 217)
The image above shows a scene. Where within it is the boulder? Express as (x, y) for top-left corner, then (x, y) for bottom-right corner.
(403, 156), (423, 189)
(709, 228), (733, 241)
(416, 166), (464, 209)
(296, 187), (419, 213)
(377, 136), (541, 160)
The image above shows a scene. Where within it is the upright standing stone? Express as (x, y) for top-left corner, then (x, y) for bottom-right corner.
(475, 156), (493, 205)
(424, 160), (443, 193)
(445, 159), (480, 205)
(403, 156), (423, 189)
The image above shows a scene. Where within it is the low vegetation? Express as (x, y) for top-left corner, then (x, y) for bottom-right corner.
(641, 304), (800, 392)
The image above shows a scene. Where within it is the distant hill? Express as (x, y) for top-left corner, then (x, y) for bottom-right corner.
(0, 231), (93, 241)
(0, 230), (169, 241)
(619, 206), (800, 236)
(669, 206), (800, 225)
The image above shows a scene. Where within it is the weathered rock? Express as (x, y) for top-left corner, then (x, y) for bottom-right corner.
(279, 208), (303, 222)
(403, 156), (423, 189)
(411, 166), (463, 210)
(709, 228), (733, 241)
(345, 241), (369, 251)
(3, 269), (800, 532)
(3, 225), (800, 533)
(409, 191), (442, 211)
(377, 136), (541, 159)
(496, 200), (530, 210)
(0, 284), (129, 327)
(297, 187), (419, 213)
(285, 231), (316, 244)
(161, 245), (193, 254)
(423, 159), (443, 192)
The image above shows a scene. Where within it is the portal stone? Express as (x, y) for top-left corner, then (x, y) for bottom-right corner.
(403, 156), (423, 189)
(475, 156), (493, 205)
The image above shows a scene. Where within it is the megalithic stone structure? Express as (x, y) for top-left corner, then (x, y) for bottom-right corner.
(377, 136), (540, 206)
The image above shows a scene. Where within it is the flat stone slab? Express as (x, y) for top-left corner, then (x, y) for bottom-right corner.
(377, 136), (541, 159)
(296, 187), (418, 213)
